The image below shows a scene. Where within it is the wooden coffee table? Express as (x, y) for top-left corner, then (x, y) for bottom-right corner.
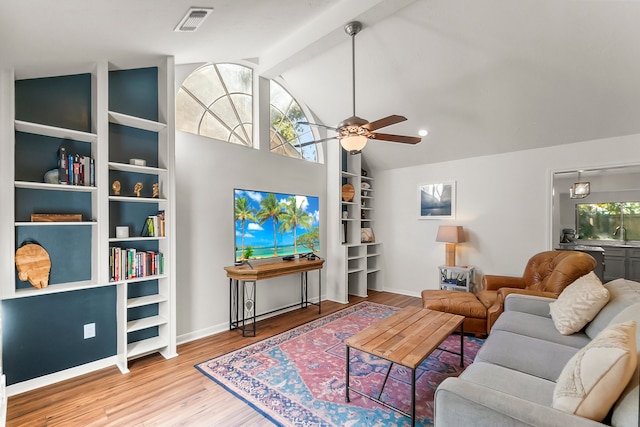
(345, 306), (464, 426)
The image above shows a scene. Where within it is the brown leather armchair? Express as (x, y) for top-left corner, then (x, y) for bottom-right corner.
(477, 250), (597, 331)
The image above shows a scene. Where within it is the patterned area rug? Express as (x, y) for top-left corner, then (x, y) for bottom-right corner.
(196, 302), (483, 426)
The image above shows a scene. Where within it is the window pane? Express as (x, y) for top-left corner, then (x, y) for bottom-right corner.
(269, 81), (318, 163)
(200, 111), (234, 143)
(177, 63), (253, 147)
(176, 88), (205, 134)
(217, 64), (252, 94)
(625, 202), (640, 240)
(577, 202), (640, 241)
(181, 65), (226, 107)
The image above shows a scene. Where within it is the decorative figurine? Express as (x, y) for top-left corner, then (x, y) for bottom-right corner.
(134, 182), (143, 197)
(112, 180), (121, 196)
(152, 183), (159, 198)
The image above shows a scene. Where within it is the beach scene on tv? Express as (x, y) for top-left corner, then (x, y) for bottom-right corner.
(235, 189), (320, 262)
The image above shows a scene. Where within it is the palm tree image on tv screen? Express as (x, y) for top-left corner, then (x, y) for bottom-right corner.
(234, 189), (320, 262)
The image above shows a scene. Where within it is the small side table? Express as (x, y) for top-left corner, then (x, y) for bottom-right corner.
(439, 265), (475, 292)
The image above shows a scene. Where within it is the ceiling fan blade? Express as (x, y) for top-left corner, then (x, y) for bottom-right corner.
(298, 121), (338, 132)
(297, 136), (337, 148)
(370, 132), (421, 145)
(362, 115), (407, 131)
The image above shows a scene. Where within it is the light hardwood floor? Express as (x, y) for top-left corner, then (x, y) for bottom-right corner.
(7, 291), (422, 426)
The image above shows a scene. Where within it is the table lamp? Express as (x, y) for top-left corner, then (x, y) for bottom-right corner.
(436, 225), (465, 266)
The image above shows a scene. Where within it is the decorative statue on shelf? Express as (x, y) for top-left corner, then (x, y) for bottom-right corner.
(134, 182), (143, 197)
(152, 183), (159, 198)
(112, 180), (121, 196)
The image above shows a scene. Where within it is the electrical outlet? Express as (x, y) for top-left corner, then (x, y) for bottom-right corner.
(84, 323), (96, 339)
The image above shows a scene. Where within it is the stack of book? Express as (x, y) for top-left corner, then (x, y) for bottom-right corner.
(58, 147), (94, 186)
(109, 248), (164, 281)
(140, 211), (165, 237)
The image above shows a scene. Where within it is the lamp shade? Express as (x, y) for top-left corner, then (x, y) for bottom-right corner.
(340, 135), (367, 153)
(436, 225), (465, 243)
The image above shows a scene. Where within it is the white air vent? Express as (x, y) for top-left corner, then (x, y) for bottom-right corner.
(174, 7), (213, 32)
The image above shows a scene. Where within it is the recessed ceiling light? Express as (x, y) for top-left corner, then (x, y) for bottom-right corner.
(174, 7), (213, 32)
(418, 129), (429, 137)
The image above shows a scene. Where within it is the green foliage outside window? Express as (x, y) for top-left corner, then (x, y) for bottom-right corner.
(577, 202), (640, 241)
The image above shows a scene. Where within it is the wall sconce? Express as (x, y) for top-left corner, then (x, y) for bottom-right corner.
(570, 171), (590, 199)
(436, 225), (466, 267)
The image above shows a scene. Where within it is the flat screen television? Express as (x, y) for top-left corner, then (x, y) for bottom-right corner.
(234, 188), (320, 262)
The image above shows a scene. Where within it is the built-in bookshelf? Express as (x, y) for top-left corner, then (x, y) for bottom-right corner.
(0, 57), (176, 392)
(331, 148), (382, 299)
(107, 64), (175, 369)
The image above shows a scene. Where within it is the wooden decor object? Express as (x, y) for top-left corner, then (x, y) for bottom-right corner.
(15, 243), (51, 289)
(134, 182), (143, 197)
(31, 213), (82, 222)
(341, 183), (355, 202)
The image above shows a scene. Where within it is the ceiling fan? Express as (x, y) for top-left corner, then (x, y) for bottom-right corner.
(299, 21), (421, 154)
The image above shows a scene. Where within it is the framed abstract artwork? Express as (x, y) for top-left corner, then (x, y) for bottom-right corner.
(418, 181), (456, 219)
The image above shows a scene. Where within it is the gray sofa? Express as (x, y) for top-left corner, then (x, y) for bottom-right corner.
(435, 278), (640, 427)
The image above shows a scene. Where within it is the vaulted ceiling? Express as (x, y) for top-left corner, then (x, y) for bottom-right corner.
(3, 0), (640, 170)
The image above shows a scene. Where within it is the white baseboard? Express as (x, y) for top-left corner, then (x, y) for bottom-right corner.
(378, 286), (422, 298)
(177, 296), (323, 345)
(6, 356), (117, 397)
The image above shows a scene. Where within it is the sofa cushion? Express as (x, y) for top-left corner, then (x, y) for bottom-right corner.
(492, 311), (591, 349)
(475, 330), (579, 381)
(459, 361), (555, 406)
(586, 279), (640, 340)
(549, 272), (610, 335)
(553, 321), (637, 422)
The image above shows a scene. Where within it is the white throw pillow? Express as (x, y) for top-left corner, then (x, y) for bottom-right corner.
(549, 272), (610, 335)
(553, 321), (637, 422)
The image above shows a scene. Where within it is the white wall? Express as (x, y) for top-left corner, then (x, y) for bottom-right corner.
(174, 70), (327, 342)
(375, 133), (640, 297)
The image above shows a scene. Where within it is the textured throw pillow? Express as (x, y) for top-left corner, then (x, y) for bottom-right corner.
(553, 321), (637, 422)
(549, 272), (610, 335)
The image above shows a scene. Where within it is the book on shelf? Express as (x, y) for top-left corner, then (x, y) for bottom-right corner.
(140, 211), (165, 237)
(57, 146), (94, 186)
(109, 247), (164, 282)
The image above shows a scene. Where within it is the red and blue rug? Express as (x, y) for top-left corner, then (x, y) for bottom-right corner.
(195, 302), (483, 426)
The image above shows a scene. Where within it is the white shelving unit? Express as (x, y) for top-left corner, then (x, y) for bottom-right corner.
(328, 150), (382, 300)
(0, 57), (176, 392)
(107, 59), (176, 373)
(438, 265), (475, 292)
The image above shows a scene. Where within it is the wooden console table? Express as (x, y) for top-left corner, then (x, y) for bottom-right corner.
(224, 257), (325, 337)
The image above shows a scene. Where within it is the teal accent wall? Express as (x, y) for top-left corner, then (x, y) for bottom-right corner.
(109, 67), (158, 121)
(15, 226), (92, 288)
(15, 73), (92, 132)
(2, 287), (117, 385)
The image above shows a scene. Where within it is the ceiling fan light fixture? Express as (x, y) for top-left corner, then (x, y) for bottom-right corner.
(340, 135), (368, 154)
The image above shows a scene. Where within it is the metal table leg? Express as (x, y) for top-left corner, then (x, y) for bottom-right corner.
(345, 345), (351, 402)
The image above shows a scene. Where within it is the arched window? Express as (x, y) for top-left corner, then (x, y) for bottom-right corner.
(270, 81), (318, 162)
(176, 63), (319, 163)
(176, 63), (253, 146)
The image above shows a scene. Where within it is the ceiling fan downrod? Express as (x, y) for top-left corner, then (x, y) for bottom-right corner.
(344, 21), (362, 119)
